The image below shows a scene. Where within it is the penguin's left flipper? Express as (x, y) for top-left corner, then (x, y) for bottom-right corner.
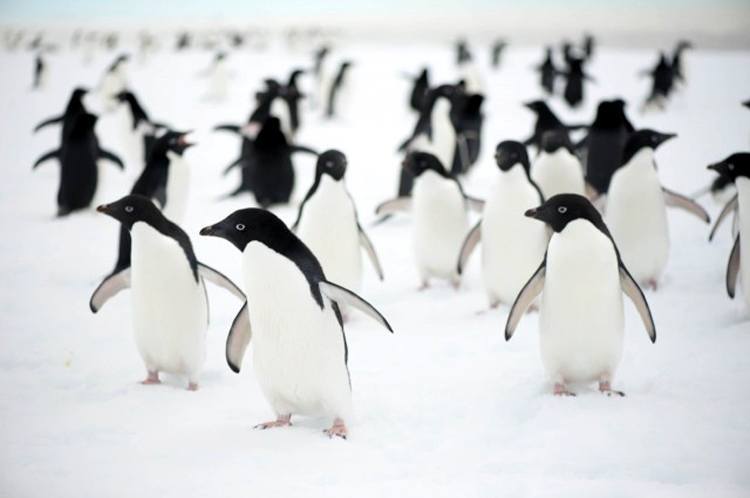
(457, 220), (482, 274)
(662, 188), (710, 223)
(505, 263), (546, 341)
(619, 265), (657, 343)
(375, 197), (411, 216)
(464, 196), (485, 213)
(213, 124), (241, 135)
(357, 225), (384, 281)
(289, 145), (319, 156)
(726, 235), (741, 299)
(709, 194), (738, 242)
(98, 149), (125, 169)
(197, 262), (245, 300)
(32, 149), (60, 169)
(318, 281), (393, 333)
(226, 302), (252, 373)
(89, 268), (132, 313)
(33, 115), (63, 133)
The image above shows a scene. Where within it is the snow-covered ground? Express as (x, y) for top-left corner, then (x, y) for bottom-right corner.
(1, 40), (749, 497)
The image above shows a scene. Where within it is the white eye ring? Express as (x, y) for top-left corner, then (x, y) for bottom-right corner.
(557, 206), (567, 214)
(235, 223), (246, 231)
(124, 205), (134, 213)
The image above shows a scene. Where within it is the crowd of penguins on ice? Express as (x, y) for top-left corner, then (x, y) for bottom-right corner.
(18, 27), (750, 440)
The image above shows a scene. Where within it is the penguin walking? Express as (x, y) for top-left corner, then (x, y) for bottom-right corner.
(116, 90), (166, 165)
(33, 87), (88, 137)
(33, 112), (124, 216)
(531, 130), (585, 199)
(490, 39), (507, 69)
(605, 130), (710, 289)
(640, 53), (675, 111)
(535, 47), (557, 95)
(97, 54), (130, 111)
(560, 57), (591, 108)
(325, 61), (353, 118)
(200, 209), (393, 438)
(293, 150), (384, 296)
(457, 141), (547, 308)
(32, 52), (46, 90)
(707, 153), (750, 309)
(285, 68), (307, 136)
(90, 195), (244, 390)
(311, 45), (330, 109)
(505, 194), (656, 396)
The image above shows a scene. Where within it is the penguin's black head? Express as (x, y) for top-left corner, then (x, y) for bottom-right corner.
(215, 51), (226, 61)
(494, 140), (530, 172)
(264, 78), (281, 92)
(340, 61), (353, 71)
(288, 68), (306, 83)
(540, 130), (574, 154)
(403, 151), (448, 178)
(707, 153), (750, 183)
(621, 129), (676, 164)
(676, 40), (693, 52)
(743, 100), (750, 109)
(316, 149), (347, 181)
(115, 90), (135, 104)
(200, 208), (289, 252)
(72, 87), (89, 100)
(523, 100), (551, 116)
(525, 194), (604, 233)
(155, 130), (195, 156)
(97, 194), (163, 231)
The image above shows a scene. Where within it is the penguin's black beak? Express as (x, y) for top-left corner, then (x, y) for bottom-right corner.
(199, 225), (217, 236)
(96, 204), (111, 214)
(524, 207), (539, 219)
(178, 132), (195, 149)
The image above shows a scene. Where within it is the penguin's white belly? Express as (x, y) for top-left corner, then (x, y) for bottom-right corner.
(130, 224), (207, 377)
(297, 180), (362, 292)
(243, 243), (352, 419)
(531, 151), (585, 198)
(736, 178), (750, 307)
(430, 100), (456, 169)
(606, 160), (668, 283)
(540, 221), (624, 383)
(162, 152), (190, 224)
(482, 173), (548, 304)
(412, 173), (467, 280)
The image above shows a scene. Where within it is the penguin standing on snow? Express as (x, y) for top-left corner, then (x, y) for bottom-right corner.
(115, 90), (166, 164)
(32, 52), (46, 90)
(560, 56), (591, 108)
(505, 194), (656, 396)
(33, 87), (89, 138)
(456, 141), (547, 309)
(406, 68), (430, 114)
(535, 47), (557, 95)
(293, 150), (384, 296)
(90, 195), (244, 391)
(285, 68), (306, 136)
(531, 130), (586, 199)
(605, 130), (710, 289)
(707, 153), (750, 309)
(97, 54), (130, 111)
(671, 40), (693, 87)
(32, 112), (124, 216)
(200, 208), (393, 439)
(490, 39), (507, 69)
(325, 61), (353, 118)
(640, 53), (676, 111)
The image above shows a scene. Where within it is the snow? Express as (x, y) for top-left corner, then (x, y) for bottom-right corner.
(1, 39), (749, 498)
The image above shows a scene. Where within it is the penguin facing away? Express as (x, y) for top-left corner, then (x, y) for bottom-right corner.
(641, 53), (675, 111)
(33, 87), (88, 138)
(531, 129), (586, 199)
(457, 141), (548, 308)
(200, 208), (393, 439)
(325, 61), (353, 118)
(506, 194), (656, 396)
(491, 39), (507, 68)
(560, 57), (591, 108)
(91, 195), (245, 390)
(536, 47), (557, 95)
(32, 52), (46, 90)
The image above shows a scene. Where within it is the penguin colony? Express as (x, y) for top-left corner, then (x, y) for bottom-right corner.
(17, 28), (748, 440)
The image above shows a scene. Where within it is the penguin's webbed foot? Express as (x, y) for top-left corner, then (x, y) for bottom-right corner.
(323, 418), (348, 440)
(141, 371), (161, 385)
(254, 414), (292, 430)
(598, 381), (625, 397)
(553, 383), (576, 397)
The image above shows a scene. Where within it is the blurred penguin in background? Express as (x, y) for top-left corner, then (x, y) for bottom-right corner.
(202, 51), (231, 102)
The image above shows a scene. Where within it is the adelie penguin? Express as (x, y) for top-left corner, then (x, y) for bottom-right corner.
(202, 51), (230, 102)
(33, 87), (88, 139)
(405, 68), (430, 114)
(535, 47), (557, 95)
(325, 61), (353, 119)
(116, 90), (166, 164)
(376, 152), (482, 289)
(450, 89), (485, 176)
(671, 40), (693, 87)
(32, 52), (46, 90)
(560, 56), (592, 108)
(605, 130), (710, 289)
(200, 208), (393, 439)
(90, 195), (244, 390)
(293, 150), (384, 299)
(285, 68), (306, 136)
(33, 112), (124, 216)
(505, 194), (656, 396)
(640, 53), (675, 112)
(457, 141), (548, 309)
(531, 130), (585, 199)
(490, 39), (507, 69)
(707, 153), (750, 309)
(97, 54), (130, 111)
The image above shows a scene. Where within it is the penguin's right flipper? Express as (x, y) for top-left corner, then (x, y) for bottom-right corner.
(357, 225), (384, 281)
(318, 281), (393, 333)
(375, 197), (411, 216)
(662, 188), (710, 223)
(505, 262), (546, 341)
(197, 263), (245, 300)
(32, 149), (60, 169)
(33, 115), (63, 133)
(223, 157), (244, 176)
(289, 145), (318, 156)
(226, 302), (252, 373)
(89, 268), (132, 313)
(98, 149), (125, 169)
(457, 220), (482, 275)
(619, 265), (657, 343)
(213, 124), (241, 135)
(726, 235), (741, 299)
(709, 194), (738, 242)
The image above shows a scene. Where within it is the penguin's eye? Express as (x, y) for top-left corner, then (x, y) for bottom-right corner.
(557, 206), (567, 214)
(728, 163), (735, 170)
(235, 223), (246, 231)
(124, 205), (134, 213)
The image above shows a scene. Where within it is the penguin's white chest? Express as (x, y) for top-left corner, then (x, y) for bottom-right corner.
(531, 149), (585, 198)
(130, 223), (207, 377)
(415, 99), (455, 169)
(412, 172), (468, 280)
(481, 167), (548, 304)
(270, 98), (292, 139)
(736, 177), (750, 306)
(605, 150), (668, 283)
(242, 243), (352, 419)
(296, 178), (362, 291)
(163, 151), (190, 224)
(540, 221), (624, 383)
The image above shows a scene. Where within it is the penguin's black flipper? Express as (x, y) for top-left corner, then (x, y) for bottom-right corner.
(89, 268), (131, 313)
(98, 149), (125, 169)
(465, 196), (485, 213)
(223, 157), (244, 176)
(213, 124), (241, 134)
(619, 265), (656, 343)
(33, 115), (63, 133)
(662, 188), (710, 223)
(289, 145), (318, 156)
(318, 281), (393, 333)
(197, 262), (245, 300)
(505, 262), (546, 341)
(32, 149), (60, 169)
(709, 194), (738, 242)
(726, 235), (741, 299)
(357, 224), (384, 281)
(375, 197), (411, 216)
(226, 302), (252, 373)
(457, 219), (482, 275)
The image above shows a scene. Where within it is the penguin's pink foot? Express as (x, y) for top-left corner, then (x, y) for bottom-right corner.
(324, 418), (348, 440)
(254, 414), (292, 430)
(187, 382), (199, 391)
(598, 381), (625, 397)
(141, 371), (160, 385)
(645, 279), (659, 291)
(553, 383), (576, 396)
(451, 277), (461, 290)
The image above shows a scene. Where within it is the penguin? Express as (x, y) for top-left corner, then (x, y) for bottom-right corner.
(531, 130), (586, 199)
(264, 78), (294, 140)
(605, 130), (710, 289)
(97, 54), (130, 111)
(285, 69), (306, 135)
(456, 43), (483, 94)
(456, 40), (471, 65)
(536, 47), (557, 95)
(522, 100), (584, 151)
(671, 40), (693, 86)
(199, 208), (393, 438)
(325, 61), (353, 118)
(456, 141), (548, 308)
(32, 52), (46, 90)
(707, 153), (750, 308)
(582, 33), (595, 60)
(505, 194), (656, 396)
(115, 90), (165, 164)
(32, 112), (124, 216)
(561, 41), (575, 66)
(491, 39), (507, 69)
(311, 45), (330, 109)
(203, 51), (230, 102)
(450, 90), (485, 176)
(90, 195), (244, 390)
(376, 152), (482, 289)
(560, 56), (591, 108)
(641, 53), (675, 111)
(224, 117), (317, 205)
(33, 87), (88, 137)
(176, 32), (190, 51)
(407, 68), (430, 113)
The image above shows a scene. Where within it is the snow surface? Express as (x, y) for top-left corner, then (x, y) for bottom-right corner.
(1, 40), (749, 498)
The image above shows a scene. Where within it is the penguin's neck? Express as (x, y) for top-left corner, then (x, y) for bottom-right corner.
(622, 148), (656, 174)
